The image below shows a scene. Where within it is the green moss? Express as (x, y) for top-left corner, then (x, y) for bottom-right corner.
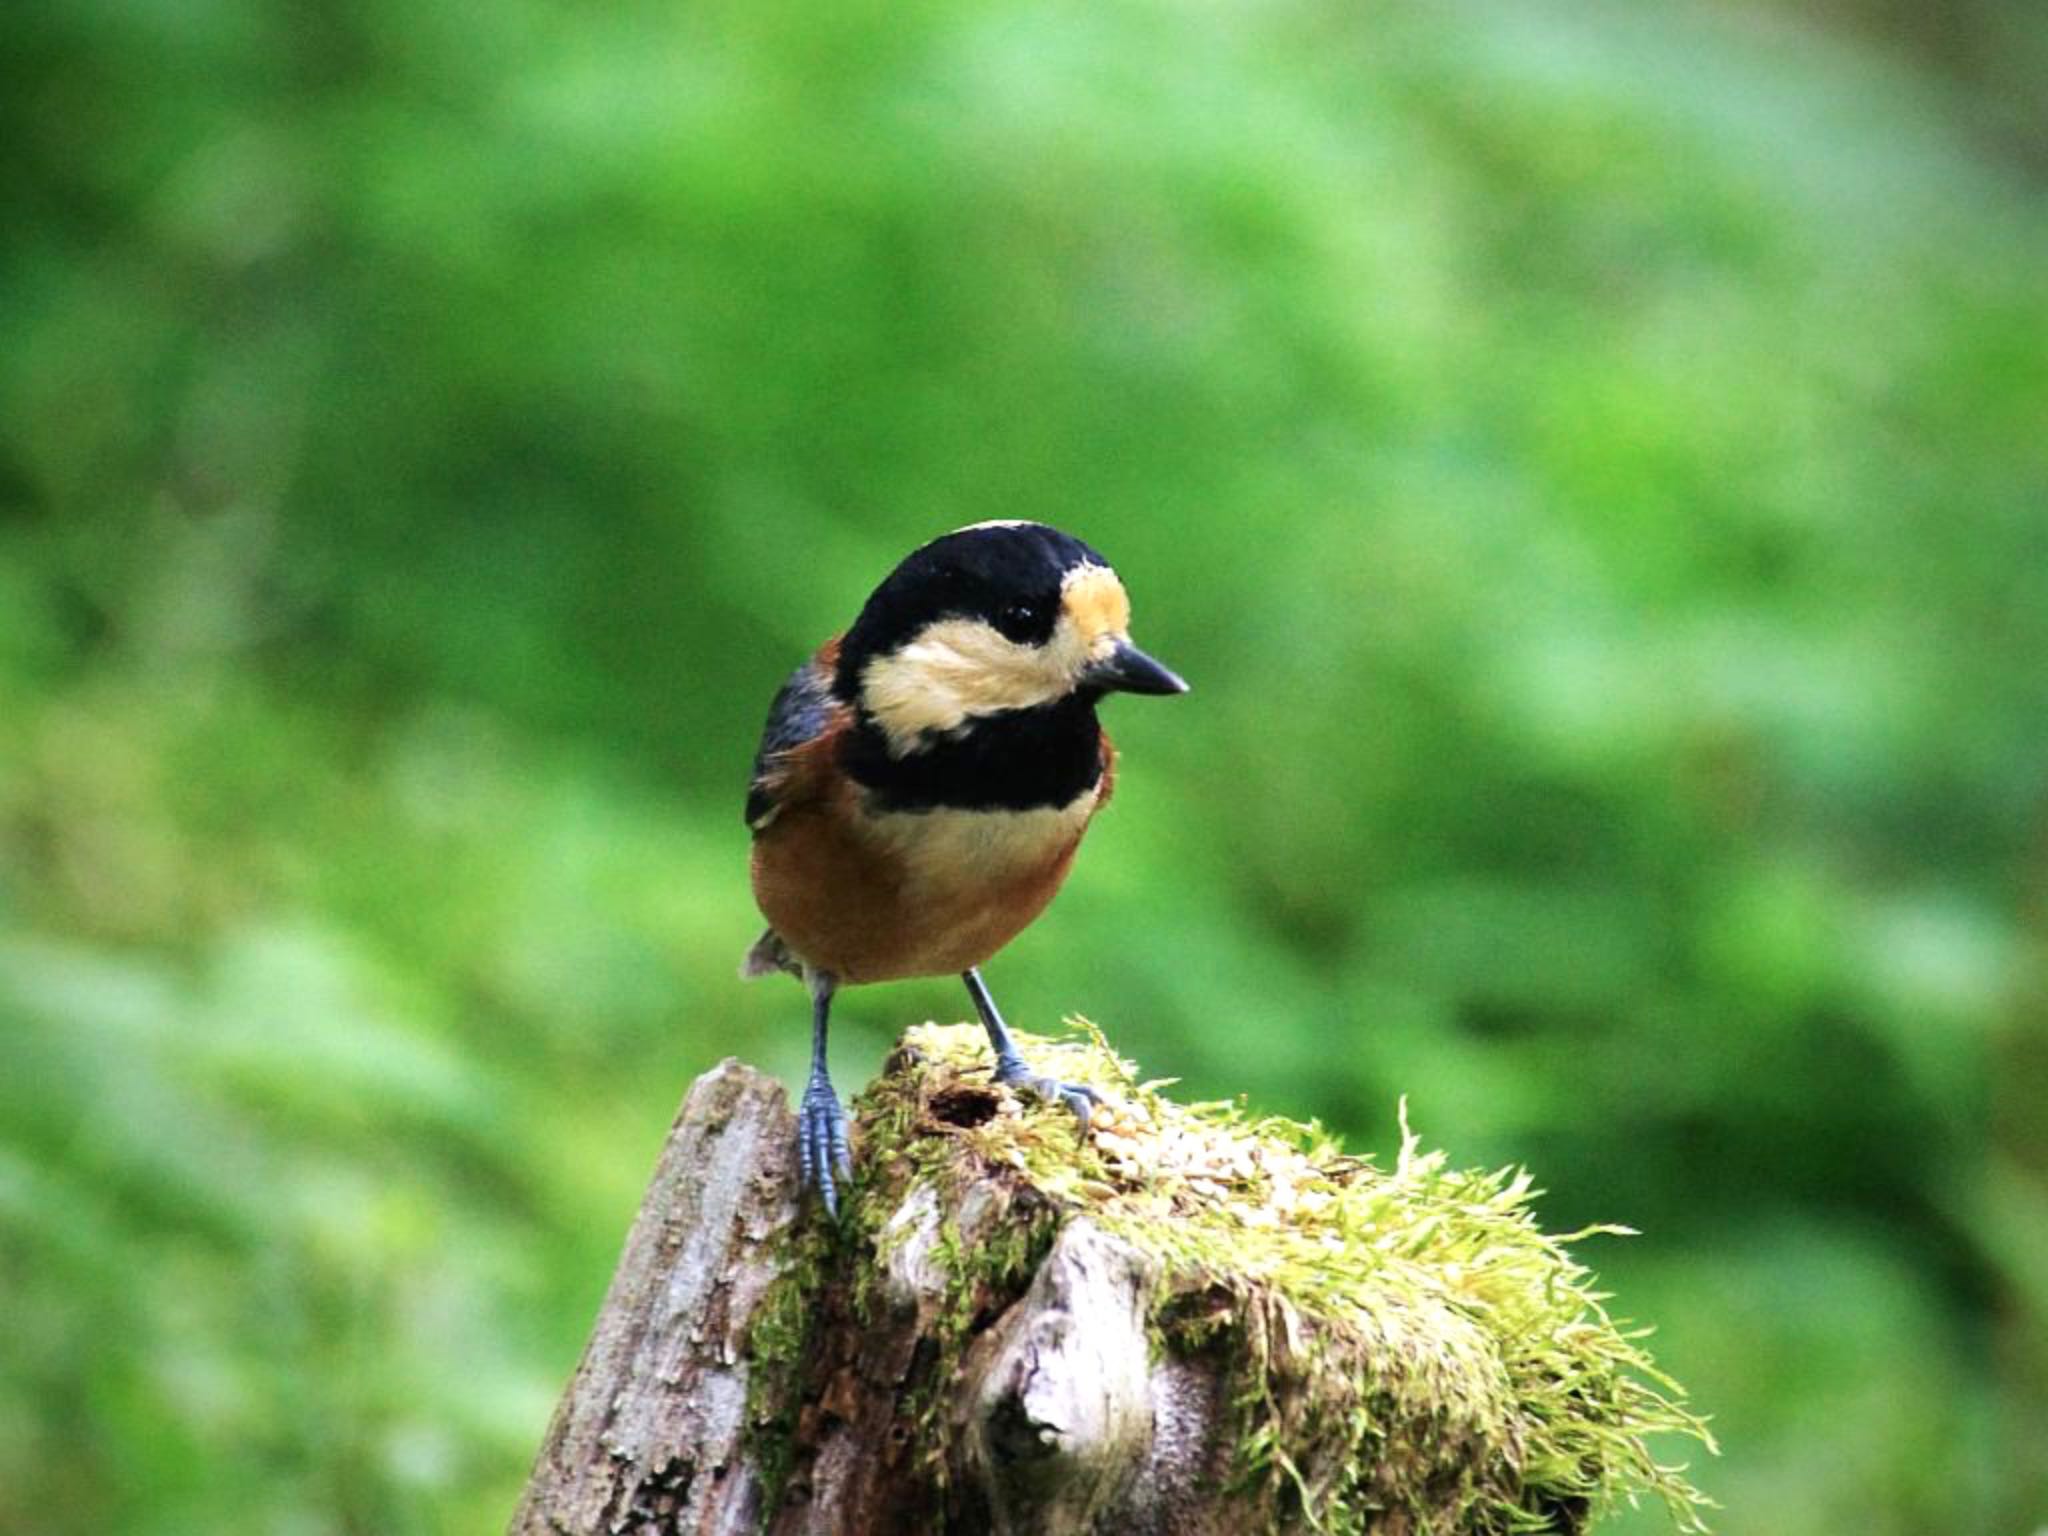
(858, 1021), (1714, 1535)
(741, 1051), (1062, 1509)
(742, 1215), (836, 1509)
(848, 1053), (1062, 1491)
(741, 1021), (1711, 1533)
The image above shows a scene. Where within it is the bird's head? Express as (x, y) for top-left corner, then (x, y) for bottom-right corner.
(835, 521), (1188, 755)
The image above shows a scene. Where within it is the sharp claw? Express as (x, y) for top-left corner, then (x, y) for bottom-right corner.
(993, 1058), (1103, 1135)
(798, 1085), (851, 1219)
(1063, 1088), (1094, 1135)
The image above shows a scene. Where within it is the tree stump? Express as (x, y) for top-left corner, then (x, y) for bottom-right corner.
(509, 1025), (1710, 1536)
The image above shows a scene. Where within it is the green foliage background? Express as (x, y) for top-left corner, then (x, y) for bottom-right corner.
(3, 1), (2044, 1531)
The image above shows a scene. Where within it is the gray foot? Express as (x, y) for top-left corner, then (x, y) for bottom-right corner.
(994, 1055), (1103, 1134)
(798, 1080), (852, 1216)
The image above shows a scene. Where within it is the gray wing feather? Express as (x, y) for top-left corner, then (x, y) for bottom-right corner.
(745, 659), (835, 829)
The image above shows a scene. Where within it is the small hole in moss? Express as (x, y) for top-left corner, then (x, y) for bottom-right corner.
(1157, 1283), (1239, 1353)
(929, 1086), (1001, 1128)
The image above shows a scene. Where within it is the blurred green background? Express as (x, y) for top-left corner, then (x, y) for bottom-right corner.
(4, 0), (2045, 1531)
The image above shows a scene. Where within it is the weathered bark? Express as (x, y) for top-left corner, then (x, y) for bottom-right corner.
(506, 1055), (1211, 1536)
(509, 1028), (1707, 1536)
(509, 1059), (797, 1536)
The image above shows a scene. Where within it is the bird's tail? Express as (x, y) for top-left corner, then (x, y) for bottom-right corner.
(739, 928), (801, 981)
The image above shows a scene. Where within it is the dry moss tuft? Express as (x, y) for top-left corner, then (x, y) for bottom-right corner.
(852, 1020), (1715, 1535)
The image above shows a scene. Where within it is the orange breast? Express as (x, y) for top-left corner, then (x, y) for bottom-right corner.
(751, 779), (1100, 984)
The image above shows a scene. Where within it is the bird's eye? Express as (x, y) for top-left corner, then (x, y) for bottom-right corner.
(994, 599), (1046, 643)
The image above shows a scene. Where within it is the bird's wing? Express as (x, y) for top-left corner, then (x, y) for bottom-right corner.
(745, 638), (848, 832)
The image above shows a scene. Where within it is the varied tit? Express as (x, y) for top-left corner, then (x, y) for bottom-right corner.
(742, 520), (1188, 1214)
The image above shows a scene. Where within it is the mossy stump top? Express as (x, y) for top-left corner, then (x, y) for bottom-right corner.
(511, 1023), (1711, 1536)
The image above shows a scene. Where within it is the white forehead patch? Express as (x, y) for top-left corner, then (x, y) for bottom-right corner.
(859, 585), (1133, 757)
(858, 554), (1135, 756)
(1060, 563), (1130, 644)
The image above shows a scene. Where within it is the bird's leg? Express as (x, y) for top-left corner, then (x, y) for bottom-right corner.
(797, 969), (852, 1216)
(962, 967), (1102, 1132)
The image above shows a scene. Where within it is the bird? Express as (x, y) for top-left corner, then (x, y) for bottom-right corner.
(741, 520), (1188, 1214)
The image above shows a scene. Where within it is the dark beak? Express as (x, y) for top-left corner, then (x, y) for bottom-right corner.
(1086, 639), (1189, 697)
